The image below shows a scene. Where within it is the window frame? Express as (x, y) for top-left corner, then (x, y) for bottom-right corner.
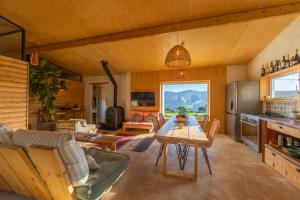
(160, 80), (210, 121)
(270, 71), (300, 99)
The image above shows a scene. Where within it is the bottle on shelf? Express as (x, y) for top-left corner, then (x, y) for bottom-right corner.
(287, 54), (291, 67)
(291, 55), (296, 66)
(282, 56), (287, 69)
(261, 64), (265, 76)
(270, 61), (274, 73)
(294, 48), (300, 65)
(265, 63), (269, 74)
(276, 59), (282, 71)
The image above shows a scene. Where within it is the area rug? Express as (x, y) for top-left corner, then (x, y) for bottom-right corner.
(131, 137), (155, 152)
(115, 134), (135, 149)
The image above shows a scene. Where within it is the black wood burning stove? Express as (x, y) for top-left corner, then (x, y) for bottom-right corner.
(101, 60), (125, 130)
(105, 106), (125, 130)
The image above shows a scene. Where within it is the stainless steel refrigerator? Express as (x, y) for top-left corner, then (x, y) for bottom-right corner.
(225, 81), (261, 142)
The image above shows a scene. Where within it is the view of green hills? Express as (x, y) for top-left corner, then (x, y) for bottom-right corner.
(163, 90), (208, 119)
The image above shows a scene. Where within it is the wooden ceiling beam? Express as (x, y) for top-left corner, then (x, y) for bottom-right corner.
(27, 2), (300, 52)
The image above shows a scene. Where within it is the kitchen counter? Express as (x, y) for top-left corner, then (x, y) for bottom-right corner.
(260, 116), (300, 130)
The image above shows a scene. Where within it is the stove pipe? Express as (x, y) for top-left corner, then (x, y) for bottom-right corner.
(101, 60), (117, 107)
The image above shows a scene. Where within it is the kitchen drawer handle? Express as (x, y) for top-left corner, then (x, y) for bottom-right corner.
(272, 152), (276, 156)
(296, 168), (300, 173)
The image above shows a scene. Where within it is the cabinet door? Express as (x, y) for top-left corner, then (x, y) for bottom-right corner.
(284, 160), (300, 190)
(265, 147), (275, 167)
(265, 148), (282, 174)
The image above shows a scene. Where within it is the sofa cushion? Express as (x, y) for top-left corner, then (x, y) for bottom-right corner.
(13, 129), (89, 187)
(129, 111), (144, 121)
(131, 113), (143, 122)
(75, 147), (130, 200)
(144, 112), (158, 122)
(86, 155), (100, 170)
(0, 124), (13, 145)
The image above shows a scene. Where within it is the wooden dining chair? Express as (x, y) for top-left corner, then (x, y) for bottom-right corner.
(200, 119), (220, 175)
(158, 113), (165, 127)
(201, 115), (209, 133)
(152, 117), (163, 166)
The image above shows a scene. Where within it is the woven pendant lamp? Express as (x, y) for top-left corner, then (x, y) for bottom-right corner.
(165, 41), (191, 68)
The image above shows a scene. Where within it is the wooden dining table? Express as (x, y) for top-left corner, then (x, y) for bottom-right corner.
(154, 115), (208, 182)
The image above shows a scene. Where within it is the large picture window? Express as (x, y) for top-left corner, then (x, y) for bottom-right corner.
(161, 82), (209, 120)
(271, 72), (299, 98)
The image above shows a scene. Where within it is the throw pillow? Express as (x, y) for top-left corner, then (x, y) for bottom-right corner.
(0, 124), (13, 145)
(86, 155), (100, 170)
(144, 113), (156, 122)
(131, 113), (143, 122)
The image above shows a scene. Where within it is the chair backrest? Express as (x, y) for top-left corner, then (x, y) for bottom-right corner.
(152, 117), (161, 133)
(29, 145), (76, 200)
(0, 144), (53, 200)
(206, 119), (220, 148)
(201, 115), (209, 133)
(158, 113), (165, 127)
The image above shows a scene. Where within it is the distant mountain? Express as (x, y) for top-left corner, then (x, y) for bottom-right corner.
(164, 90), (207, 112)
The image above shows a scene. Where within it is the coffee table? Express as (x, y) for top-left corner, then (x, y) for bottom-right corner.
(75, 133), (122, 151)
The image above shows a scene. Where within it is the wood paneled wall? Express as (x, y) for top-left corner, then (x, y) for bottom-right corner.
(0, 55), (28, 130)
(28, 79), (84, 129)
(131, 66), (226, 133)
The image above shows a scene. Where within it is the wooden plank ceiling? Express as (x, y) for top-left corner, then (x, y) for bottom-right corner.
(0, 0), (299, 75)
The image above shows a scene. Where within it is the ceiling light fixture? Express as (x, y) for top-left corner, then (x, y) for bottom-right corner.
(165, 41), (191, 68)
(165, 5), (191, 69)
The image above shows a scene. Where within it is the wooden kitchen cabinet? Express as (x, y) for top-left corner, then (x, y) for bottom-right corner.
(285, 160), (300, 189)
(265, 146), (284, 174)
(265, 145), (300, 190)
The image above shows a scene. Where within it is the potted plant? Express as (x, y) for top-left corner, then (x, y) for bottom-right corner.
(29, 59), (68, 130)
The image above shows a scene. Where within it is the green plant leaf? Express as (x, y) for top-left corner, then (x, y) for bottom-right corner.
(40, 59), (47, 68)
(29, 58), (67, 122)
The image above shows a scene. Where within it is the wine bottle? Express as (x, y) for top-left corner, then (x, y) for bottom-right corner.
(291, 55), (296, 66)
(265, 63), (269, 74)
(287, 54), (291, 67)
(282, 56), (287, 69)
(261, 65), (265, 76)
(294, 48), (300, 65)
(275, 60), (281, 71)
(270, 61), (274, 73)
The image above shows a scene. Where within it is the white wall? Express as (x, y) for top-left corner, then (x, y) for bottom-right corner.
(248, 16), (300, 80)
(226, 64), (248, 83)
(84, 73), (130, 123)
(124, 73), (131, 120)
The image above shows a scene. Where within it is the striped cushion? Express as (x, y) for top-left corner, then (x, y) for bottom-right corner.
(0, 124), (13, 145)
(13, 129), (89, 186)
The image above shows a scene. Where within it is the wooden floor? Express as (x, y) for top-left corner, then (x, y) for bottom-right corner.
(1, 134), (299, 200)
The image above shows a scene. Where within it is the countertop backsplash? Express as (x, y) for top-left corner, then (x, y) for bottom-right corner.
(265, 100), (296, 118)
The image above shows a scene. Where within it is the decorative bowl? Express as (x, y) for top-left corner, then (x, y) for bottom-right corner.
(176, 114), (188, 123)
